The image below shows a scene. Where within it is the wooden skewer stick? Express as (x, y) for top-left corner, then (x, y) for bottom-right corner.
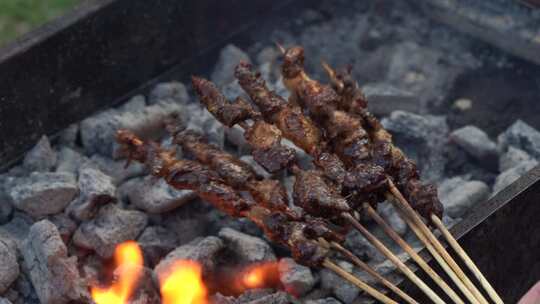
(327, 240), (419, 304)
(363, 203), (466, 304)
(386, 180), (490, 304)
(431, 215), (504, 304)
(340, 212), (446, 304)
(323, 259), (399, 304)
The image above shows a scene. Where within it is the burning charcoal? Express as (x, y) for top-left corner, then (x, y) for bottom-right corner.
(120, 266), (161, 304)
(22, 220), (87, 304)
(450, 125), (498, 169)
(6, 172), (78, 218)
(55, 147), (90, 175)
(89, 154), (147, 185)
(149, 81), (189, 105)
(137, 226), (179, 267)
(381, 111), (448, 182)
(493, 160), (539, 194)
(22, 135), (57, 173)
(123, 176), (196, 213)
(278, 258), (316, 297)
(66, 167), (116, 221)
(0, 237), (18, 294)
(498, 120), (540, 159)
(154, 236), (224, 277)
(438, 177), (490, 218)
(211, 44), (251, 87)
(219, 227), (276, 263)
(72, 204), (148, 258)
(320, 260), (359, 304)
(47, 214), (78, 244)
(499, 146), (534, 172)
(378, 201), (407, 236)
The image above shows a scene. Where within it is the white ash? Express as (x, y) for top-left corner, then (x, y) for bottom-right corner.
(438, 176), (490, 218)
(499, 147), (533, 172)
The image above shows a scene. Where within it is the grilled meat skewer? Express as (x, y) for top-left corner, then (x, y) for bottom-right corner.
(116, 130), (399, 304)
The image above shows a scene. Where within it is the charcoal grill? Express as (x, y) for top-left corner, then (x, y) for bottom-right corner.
(0, 0), (538, 302)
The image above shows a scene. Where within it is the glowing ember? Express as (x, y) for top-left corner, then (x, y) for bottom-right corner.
(241, 262), (280, 290)
(91, 241), (144, 304)
(159, 260), (208, 304)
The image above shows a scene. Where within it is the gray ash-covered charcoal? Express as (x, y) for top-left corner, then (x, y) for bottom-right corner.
(137, 226), (179, 267)
(126, 176), (196, 213)
(438, 176), (490, 218)
(305, 298), (342, 304)
(378, 201), (407, 236)
(22, 220), (86, 304)
(154, 236), (224, 277)
(57, 123), (79, 148)
(382, 111), (448, 182)
(6, 172), (78, 218)
(55, 147), (89, 174)
(47, 214), (78, 244)
(450, 125), (498, 169)
(498, 120), (540, 159)
(319, 260), (359, 304)
(0, 298), (12, 304)
(211, 44), (251, 87)
(278, 258), (316, 297)
(493, 160), (539, 194)
(72, 204), (148, 258)
(81, 100), (182, 157)
(499, 147), (534, 172)
(241, 291), (291, 304)
(0, 236), (18, 294)
(149, 81), (189, 105)
(219, 227), (276, 264)
(66, 166), (116, 221)
(361, 83), (417, 115)
(89, 154), (147, 185)
(22, 135), (57, 173)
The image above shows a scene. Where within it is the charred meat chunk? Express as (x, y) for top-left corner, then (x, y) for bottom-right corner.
(192, 76), (256, 127)
(293, 170), (350, 219)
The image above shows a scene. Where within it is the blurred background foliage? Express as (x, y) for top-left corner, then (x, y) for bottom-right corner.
(0, 0), (79, 46)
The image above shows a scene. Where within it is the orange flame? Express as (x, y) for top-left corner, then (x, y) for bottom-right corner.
(241, 262), (280, 290)
(91, 241), (144, 304)
(159, 260), (208, 304)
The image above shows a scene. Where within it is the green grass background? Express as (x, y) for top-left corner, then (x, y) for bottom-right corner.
(0, 0), (79, 46)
